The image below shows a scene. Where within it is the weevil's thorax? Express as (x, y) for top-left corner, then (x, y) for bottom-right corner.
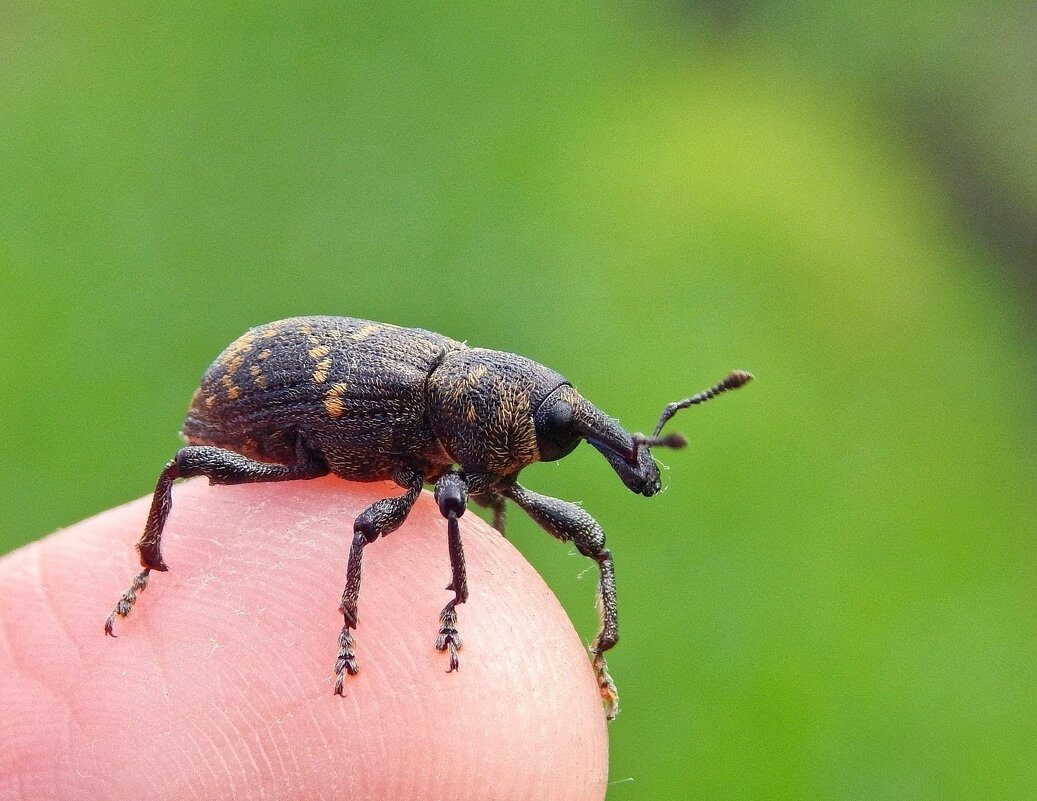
(427, 348), (568, 476)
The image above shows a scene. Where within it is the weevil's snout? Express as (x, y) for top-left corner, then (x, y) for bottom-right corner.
(565, 395), (675, 496)
(597, 444), (662, 497)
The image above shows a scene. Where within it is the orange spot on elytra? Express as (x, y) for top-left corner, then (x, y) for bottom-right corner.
(219, 332), (257, 367)
(324, 383), (349, 417)
(219, 373), (241, 401)
(349, 324), (382, 341)
(313, 358), (332, 383)
(249, 364), (269, 389)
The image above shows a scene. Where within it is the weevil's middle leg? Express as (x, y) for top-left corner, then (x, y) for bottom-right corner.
(105, 442), (328, 636)
(434, 472), (469, 671)
(334, 470), (423, 695)
(472, 491), (506, 535)
(503, 481), (621, 720)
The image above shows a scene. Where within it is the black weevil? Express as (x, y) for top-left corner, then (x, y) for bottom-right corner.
(105, 315), (751, 719)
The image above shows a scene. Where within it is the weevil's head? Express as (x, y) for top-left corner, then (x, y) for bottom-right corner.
(429, 347), (752, 492)
(534, 385), (672, 497)
(534, 369), (754, 496)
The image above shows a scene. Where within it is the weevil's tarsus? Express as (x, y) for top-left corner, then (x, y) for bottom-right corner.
(104, 568), (151, 636)
(593, 651), (620, 721)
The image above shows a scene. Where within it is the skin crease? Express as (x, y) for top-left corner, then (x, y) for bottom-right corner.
(0, 477), (608, 800)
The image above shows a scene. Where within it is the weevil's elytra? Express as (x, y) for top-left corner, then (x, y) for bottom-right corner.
(105, 315), (752, 720)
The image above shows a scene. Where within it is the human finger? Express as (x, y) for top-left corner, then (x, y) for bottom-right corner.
(0, 476), (608, 800)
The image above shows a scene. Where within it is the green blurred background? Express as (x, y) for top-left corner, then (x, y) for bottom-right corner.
(2, 2), (1035, 798)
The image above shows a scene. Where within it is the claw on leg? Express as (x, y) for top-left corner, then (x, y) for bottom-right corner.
(334, 626), (359, 695)
(104, 568), (151, 637)
(436, 603), (463, 672)
(592, 650), (619, 721)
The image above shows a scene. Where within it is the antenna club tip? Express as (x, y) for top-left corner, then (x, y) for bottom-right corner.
(663, 433), (688, 449)
(726, 370), (754, 389)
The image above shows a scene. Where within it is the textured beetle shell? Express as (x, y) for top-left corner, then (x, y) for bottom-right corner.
(182, 316), (465, 481)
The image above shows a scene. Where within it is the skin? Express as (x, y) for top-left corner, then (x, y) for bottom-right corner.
(0, 477), (608, 800)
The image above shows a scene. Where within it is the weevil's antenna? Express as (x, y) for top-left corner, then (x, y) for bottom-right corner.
(651, 370), (754, 438)
(630, 431), (688, 463)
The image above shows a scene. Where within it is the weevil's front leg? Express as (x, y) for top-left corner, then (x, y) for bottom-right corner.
(433, 472), (469, 671)
(503, 481), (620, 720)
(335, 469), (424, 695)
(105, 441), (328, 636)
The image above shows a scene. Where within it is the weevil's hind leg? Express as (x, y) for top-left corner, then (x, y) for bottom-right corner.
(503, 482), (621, 720)
(335, 470), (424, 695)
(433, 472), (469, 671)
(103, 461), (177, 635)
(105, 441), (328, 636)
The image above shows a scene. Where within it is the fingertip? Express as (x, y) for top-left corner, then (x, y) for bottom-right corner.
(0, 477), (608, 800)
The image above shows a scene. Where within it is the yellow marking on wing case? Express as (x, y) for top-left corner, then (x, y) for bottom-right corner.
(249, 364), (269, 389)
(313, 358), (332, 383)
(219, 373), (241, 401)
(349, 324), (382, 341)
(224, 354), (246, 376)
(308, 344), (331, 360)
(220, 332), (257, 366)
(324, 383), (349, 418)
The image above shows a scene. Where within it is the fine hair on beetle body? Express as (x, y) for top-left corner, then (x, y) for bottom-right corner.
(104, 315), (752, 720)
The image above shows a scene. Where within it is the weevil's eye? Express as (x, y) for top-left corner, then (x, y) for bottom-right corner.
(533, 395), (580, 462)
(540, 398), (573, 436)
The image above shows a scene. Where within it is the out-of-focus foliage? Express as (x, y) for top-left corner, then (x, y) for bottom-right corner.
(1, 3), (1034, 799)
